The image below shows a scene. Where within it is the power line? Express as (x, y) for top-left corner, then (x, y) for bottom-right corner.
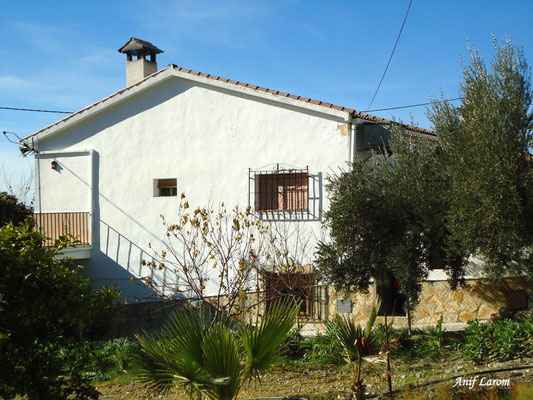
(366, 97), (463, 112)
(1, 96), (464, 119)
(0, 106), (73, 114)
(366, 0), (413, 112)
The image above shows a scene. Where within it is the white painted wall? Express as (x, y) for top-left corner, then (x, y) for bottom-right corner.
(35, 152), (91, 213)
(36, 76), (352, 301)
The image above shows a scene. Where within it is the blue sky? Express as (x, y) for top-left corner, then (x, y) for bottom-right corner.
(1, 0), (533, 193)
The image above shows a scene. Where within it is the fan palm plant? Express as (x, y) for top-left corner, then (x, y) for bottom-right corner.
(333, 297), (381, 400)
(134, 300), (299, 400)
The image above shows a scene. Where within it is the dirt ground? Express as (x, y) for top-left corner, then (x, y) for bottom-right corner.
(95, 355), (533, 400)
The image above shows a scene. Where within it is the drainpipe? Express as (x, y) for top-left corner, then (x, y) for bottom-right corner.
(35, 139), (43, 233)
(348, 113), (355, 167)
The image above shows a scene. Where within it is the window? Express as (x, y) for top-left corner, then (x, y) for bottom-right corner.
(257, 172), (308, 211)
(377, 277), (407, 317)
(265, 272), (312, 316)
(156, 178), (177, 197)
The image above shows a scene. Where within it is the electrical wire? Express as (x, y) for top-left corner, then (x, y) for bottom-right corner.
(1, 94), (463, 118)
(366, 97), (463, 112)
(366, 0), (413, 112)
(0, 106), (73, 114)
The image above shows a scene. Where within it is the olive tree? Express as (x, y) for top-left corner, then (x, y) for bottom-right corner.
(317, 37), (533, 313)
(429, 37), (533, 279)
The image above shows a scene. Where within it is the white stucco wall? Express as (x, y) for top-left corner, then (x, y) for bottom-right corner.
(36, 77), (352, 301)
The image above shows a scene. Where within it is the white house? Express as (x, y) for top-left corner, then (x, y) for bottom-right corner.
(22, 38), (530, 330)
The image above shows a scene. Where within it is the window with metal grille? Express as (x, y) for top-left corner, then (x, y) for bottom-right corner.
(249, 165), (321, 221)
(256, 172), (308, 211)
(156, 178), (177, 197)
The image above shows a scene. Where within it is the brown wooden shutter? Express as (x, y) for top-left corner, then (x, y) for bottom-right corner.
(258, 173), (308, 211)
(158, 178), (177, 188)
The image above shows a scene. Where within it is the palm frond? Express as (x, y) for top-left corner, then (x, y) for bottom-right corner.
(334, 314), (364, 362)
(201, 323), (241, 400)
(241, 300), (299, 381)
(365, 296), (381, 339)
(133, 307), (217, 397)
(334, 297), (382, 363)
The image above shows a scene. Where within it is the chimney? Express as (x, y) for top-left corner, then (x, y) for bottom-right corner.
(118, 37), (164, 87)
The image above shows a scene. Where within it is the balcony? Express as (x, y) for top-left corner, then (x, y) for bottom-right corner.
(34, 212), (92, 258)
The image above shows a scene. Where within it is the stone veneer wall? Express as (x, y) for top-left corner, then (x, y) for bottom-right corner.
(297, 277), (533, 335)
(337, 277), (532, 325)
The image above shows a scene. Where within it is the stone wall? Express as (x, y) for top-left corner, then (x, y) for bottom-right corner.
(298, 277), (533, 335)
(240, 277), (532, 335)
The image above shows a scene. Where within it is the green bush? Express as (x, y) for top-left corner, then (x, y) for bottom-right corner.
(283, 328), (305, 359)
(301, 333), (345, 365)
(417, 317), (445, 360)
(463, 314), (533, 364)
(282, 322), (345, 365)
(63, 339), (140, 382)
(491, 319), (524, 361)
(0, 223), (120, 399)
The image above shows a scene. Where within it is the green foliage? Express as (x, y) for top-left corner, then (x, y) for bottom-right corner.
(463, 315), (533, 364)
(0, 191), (32, 227)
(0, 222), (120, 399)
(318, 37), (533, 307)
(62, 339), (140, 382)
(332, 299), (382, 399)
(134, 300), (299, 400)
(282, 327), (305, 359)
(241, 301), (299, 381)
(333, 299), (381, 364)
(406, 317), (446, 361)
(299, 322), (345, 365)
(429, 37), (533, 278)
(373, 323), (412, 356)
(316, 128), (467, 307)
(422, 317), (445, 360)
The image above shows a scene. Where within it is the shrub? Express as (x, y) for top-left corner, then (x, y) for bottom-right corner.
(301, 322), (345, 365)
(63, 339), (140, 382)
(419, 317), (445, 360)
(491, 319), (524, 361)
(463, 320), (491, 363)
(134, 301), (299, 400)
(463, 315), (533, 364)
(0, 192), (32, 227)
(0, 223), (120, 399)
(283, 328), (305, 359)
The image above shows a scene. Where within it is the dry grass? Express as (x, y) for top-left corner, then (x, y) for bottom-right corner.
(96, 355), (533, 400)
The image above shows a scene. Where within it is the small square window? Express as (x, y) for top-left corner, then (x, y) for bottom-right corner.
(155, 178), (177, 197)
